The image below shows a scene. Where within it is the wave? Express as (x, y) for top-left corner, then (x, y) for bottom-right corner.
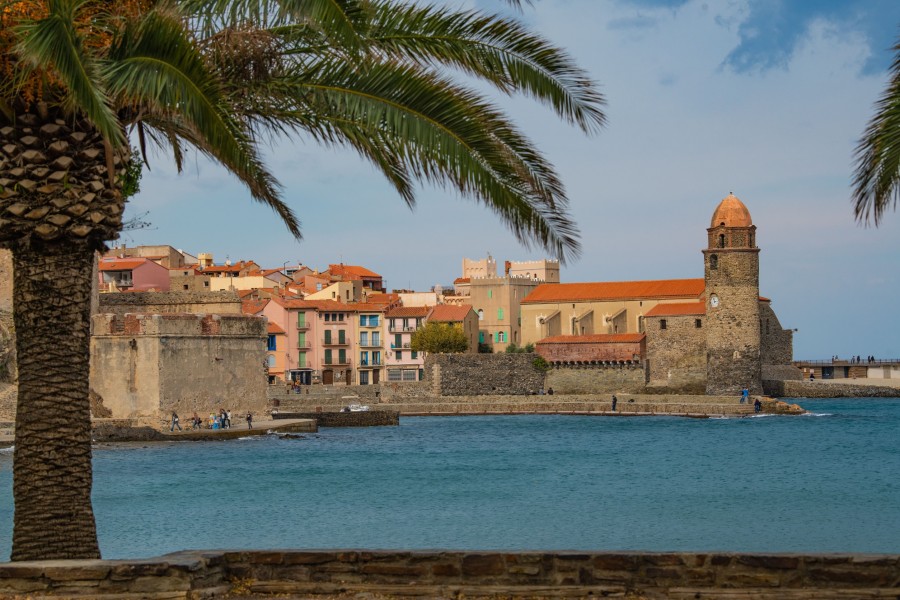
(0, 445), (13, 454)
(800, 412), (833, 417)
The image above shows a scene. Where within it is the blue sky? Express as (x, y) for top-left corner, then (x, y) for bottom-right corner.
(125, 0), (900, 360)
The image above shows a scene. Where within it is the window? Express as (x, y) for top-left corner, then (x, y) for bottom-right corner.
(324, 330), (332, 344)
(660, 319), (667, 330)
(394, 334), (402, 348)
(718, 234), (725, 248)
(695, 319), (702, 329)
(488, 289), (493, 298)
(267, 335), (277, 351)
(498, 331), (506, 342)
(360, 332), (368, 346)
(359, 315), (367, 326)
(325, 349), (332, 364)
(479, 331), (485, 343)
(372, 351), (381, 365)
(298, 352), (306, 367)
(498, 308), (504, 320)
(338, 349), (346, 364)
(360, 370), (369, 385)
(372, 332), (380, 346)
(388, 369), (402, 381)
(325, 313), (331, 322)
(297, 312), (306, 327)
(402, 369), (417, 381)
(266, 355), (276, 367)
(360, 351), (369, 366)
(411, 351), (418, 359)
(396, 351), (403, 360)
(710, 254), (718, 270)
(370, 315), (379, 327)
(203, 281), (209, 287)
(338, 330), (346, 344)
(478, 309), (484, 320)
(183, 284), (188, 290)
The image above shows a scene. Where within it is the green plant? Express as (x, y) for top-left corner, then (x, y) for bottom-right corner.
(532, 356), (551, 372)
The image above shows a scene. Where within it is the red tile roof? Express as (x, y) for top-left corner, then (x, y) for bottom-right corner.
(428, 304), (474, 322)
(522, 279), (704, 304)
(267, 322), (285, 335)
(643, 301), (706, 317)
(387, 306), (431, 318)
(537, 334), (645, 344)
(454, 277), (471, 284)
(99, 258), (149, 271)
(270, 297), (356, 311)
(328, 264), (381, 278)
(366, 293), (400, 306)
(242, 299), (269, 315)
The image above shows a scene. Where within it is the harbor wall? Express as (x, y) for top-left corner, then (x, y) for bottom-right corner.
(0, 549), (896, 599)
(764, 379), (900, 398)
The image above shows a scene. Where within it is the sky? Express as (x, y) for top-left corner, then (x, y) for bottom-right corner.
(124, 0), (900, 360)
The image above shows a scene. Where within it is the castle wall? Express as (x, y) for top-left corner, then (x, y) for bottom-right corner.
(645, 314), (706, 387)
(90, 313), (267, 420)
(98, 290), (242, 316)
(430, 353), (545, 396)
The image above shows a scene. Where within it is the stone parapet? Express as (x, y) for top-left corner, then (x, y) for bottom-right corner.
(273, 410), (399, 427)
(92, 312), (265, 337)
(98, 290), (242, 316)
(765, 380), (900, 398)
(0, 550), (897, 599)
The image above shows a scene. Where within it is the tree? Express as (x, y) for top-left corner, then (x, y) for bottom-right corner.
(410, 321), (469, 354)
(0, 0), (604, 560)
(853, 35), (900, 224)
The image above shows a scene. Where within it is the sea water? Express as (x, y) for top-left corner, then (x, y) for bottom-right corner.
(0, 398), (898, 560)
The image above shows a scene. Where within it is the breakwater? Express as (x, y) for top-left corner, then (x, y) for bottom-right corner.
(764, 380), (900, 398)
(0, 549), (897, 599)
(273, 410), (399, 427)
(269, 392), (803, 417)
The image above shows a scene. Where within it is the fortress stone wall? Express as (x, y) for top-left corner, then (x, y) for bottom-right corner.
(98, 290), (242, 316)
(645, 313), (706, 387)
(90, 313), (268, 420)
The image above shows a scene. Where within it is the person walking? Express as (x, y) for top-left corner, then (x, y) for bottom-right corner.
(740, 387), (749, 404)
(754, 398), (762, 413)
(246, 412), (253, 429)
(225, 409), (232, 429)
(170, 411), (181, 432)
(611, 394), (618, 412)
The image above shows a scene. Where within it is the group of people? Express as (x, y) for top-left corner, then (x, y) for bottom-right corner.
(170, 409), (255, 432)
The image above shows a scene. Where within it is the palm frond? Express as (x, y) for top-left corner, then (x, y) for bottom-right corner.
(352, 1), (606, 134)
(852, 37), (900, 226)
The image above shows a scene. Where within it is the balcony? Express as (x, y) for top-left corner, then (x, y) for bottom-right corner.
(297, 340), (311, 349)
(296, 322), (310, 331)
(388, 325), (418, 333)
(323, 357), (351, 367)
(359, 359), (383, 367)
(322, 338), (349, 346)
(359, 341), (383, 348)
(390, 342), (412, 349)
(359, 321), (381, 328)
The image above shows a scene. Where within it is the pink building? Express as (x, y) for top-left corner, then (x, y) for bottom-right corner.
(98, 257), (170, 292)
(385, 306), (429, 382)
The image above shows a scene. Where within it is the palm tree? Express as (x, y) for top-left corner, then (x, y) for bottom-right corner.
(0, 0), (604, 560)
(853, 35), (900, 224)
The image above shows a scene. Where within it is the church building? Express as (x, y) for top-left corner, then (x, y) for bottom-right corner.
(522, 194), (794, 393)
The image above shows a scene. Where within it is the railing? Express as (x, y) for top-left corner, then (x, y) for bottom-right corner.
(390, 342), (412, 349)
(388, 326), (417, 333)
(323, 358), (351, 367)
(359, 321), (381, 328)
(322, 338), (349, 346)
(359, 341), (383, 348)
(297, 341), (311, 349)
(794, 359), (900, 366)
(296, 322), (310, 331)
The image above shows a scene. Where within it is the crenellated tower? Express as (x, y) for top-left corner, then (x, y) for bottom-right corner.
(703, 193), (762, 395)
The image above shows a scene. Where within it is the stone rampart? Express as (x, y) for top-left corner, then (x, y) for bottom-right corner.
(273, 410), (399, 427)
(431, 353), (545, 396)
(545, 363), (646, 394)
(98, 290), (242, 316)
(764, 380), (900, 398)
(0, 549), (896, 599)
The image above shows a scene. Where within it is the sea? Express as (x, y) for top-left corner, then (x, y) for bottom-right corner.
(0, 398), (898, 561)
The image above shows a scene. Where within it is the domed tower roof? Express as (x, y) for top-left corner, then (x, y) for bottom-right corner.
(710, 193), (752, 228)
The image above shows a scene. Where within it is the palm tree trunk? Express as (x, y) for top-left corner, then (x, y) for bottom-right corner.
(11, 241), (100, 560)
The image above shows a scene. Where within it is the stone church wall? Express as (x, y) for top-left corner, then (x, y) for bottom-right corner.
(644, 313), (706, 387)
(760, 301), (793, 366)
(90, 313), (268, 420)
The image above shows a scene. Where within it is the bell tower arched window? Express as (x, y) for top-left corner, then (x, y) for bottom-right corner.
(718, 233), (725, 248)
(710, 254), (718, 270)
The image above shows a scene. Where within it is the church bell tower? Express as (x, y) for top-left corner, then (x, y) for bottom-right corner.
(703, 193), (762, 395)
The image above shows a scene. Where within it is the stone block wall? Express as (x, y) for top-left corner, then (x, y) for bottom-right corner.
(274, 411), (400, 427)
(90, 313), (268, 420)
(430, 353), (545, 396)
(1, 549), (897, 599)
(760, 301), (793, 366)
(645, 313), (706, 386)
(545, 364), (646, 394)
(98, 290), (242, 316)
(764, 380), (900, 398)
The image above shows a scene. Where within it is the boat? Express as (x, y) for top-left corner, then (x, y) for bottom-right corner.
(341, 404), (370, 412)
